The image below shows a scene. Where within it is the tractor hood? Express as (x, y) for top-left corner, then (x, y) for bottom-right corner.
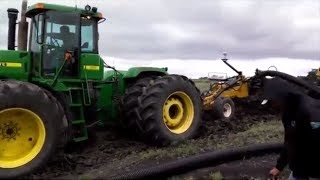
(0, 50), (31, 80)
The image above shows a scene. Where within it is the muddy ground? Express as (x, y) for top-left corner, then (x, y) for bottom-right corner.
(23, 97), (286, 180)
(170, 154), (291, 180)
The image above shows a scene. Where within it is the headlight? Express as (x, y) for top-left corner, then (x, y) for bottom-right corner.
(85, 4), (91, 11)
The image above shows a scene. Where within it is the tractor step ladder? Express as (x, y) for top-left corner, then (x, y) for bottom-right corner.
(68, 83), (91, 142)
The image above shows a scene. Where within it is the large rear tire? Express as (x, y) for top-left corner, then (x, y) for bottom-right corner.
(0, 80), (63, 179)
(130, 74), (202, 146)
(122, 76), (158, 135)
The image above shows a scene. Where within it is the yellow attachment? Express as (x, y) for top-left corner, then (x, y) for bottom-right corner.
(316, 68), (320, 79)
(202, 78), (249, 110)
(220, 81), (249, 98)
(163, 92), (194, 134)
(0, 108), (45, 168)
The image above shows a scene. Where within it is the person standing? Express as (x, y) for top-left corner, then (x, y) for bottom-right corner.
(259, 77), (320, 180)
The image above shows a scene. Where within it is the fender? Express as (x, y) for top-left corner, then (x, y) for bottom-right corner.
(123, 67), (168, 79)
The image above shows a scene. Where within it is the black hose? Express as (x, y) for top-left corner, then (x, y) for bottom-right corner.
(109, 142), (283, 180)
(255, 70), (320, 95)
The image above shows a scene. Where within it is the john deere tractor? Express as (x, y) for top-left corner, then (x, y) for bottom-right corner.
(0, 1), (202, 178)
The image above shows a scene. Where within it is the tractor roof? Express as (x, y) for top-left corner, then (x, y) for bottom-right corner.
(25, 3), (104, 19)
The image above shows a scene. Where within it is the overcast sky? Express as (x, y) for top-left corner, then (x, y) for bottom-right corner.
(0, 0), (319, 78)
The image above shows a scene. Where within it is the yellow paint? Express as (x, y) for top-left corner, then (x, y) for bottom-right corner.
(163, 91), (194, 134)
(202, 78), (249, 110)
(84, 65), (100, 71)
(221, 81), (249, 98)
(97, 12), (103, 18)
(316, 68), (320, 79)
(35, 3), (44, 9)
(0, 62), (22, 68)
(0, 108), (46, 168)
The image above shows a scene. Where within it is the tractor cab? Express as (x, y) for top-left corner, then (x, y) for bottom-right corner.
(26, 3), (105, 80)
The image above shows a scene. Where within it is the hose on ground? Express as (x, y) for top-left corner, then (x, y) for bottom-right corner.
(109, 142), (283, 180)
(254, 70), (320, 95)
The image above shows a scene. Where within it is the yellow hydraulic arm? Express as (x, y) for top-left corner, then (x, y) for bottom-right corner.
(201, 53), (250, 110)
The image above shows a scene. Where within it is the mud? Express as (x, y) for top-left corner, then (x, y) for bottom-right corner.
(171, 154), (291, 180)
(23, 97), (281, 180)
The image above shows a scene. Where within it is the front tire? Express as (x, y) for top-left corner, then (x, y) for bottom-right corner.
(212, 97), (235, 120)
(0, 80), (62, 179)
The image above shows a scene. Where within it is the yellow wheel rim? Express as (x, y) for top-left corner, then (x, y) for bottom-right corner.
(0, 108), (45, 168)
(163, 91), (194, 134)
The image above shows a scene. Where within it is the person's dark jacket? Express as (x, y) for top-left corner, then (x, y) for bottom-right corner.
(262, 77), (320, 178)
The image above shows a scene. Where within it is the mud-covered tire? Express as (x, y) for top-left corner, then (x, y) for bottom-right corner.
(136, 74), (202, 146)
(43, 91), (71, 148)
(212, 97), (235, 120)
(122, 76), (158, 134)
(0, 80), (63, 179)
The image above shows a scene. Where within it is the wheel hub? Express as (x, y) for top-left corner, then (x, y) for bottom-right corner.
(162, 91), (194, 134)
(163, 98), (184, 127)
(0, 121), (21, 141)
(0, 108), (46, 168)
(223, 103), (232, 117)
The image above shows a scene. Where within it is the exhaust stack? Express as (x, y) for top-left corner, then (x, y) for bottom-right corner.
(18, 0), (28, 51)
(7, 8), (19, 50)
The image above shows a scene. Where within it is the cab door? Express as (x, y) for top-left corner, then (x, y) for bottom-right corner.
(40, 11), (80, 78)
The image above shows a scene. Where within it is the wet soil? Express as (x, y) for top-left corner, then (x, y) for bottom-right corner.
(170, 154), (291, 180)
(23, 98), (283, 180)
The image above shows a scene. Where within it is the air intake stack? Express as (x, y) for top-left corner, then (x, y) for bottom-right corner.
(7, 8), (19, 50)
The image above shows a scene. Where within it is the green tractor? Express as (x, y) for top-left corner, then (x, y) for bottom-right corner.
(0, 1), (202, 178)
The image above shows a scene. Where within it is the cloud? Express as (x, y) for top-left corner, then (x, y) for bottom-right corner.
(0, 0), (319, 61)
(99, 0), (320, 60)
(103, 56), (319, 79)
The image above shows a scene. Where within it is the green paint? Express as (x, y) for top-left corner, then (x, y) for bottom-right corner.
(0, 50), (31, 80)
(80, 53), (104, 80)
(26, 3), (104, 19)
(0, 2), (169, 143)
(123, 67), (168, 79)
